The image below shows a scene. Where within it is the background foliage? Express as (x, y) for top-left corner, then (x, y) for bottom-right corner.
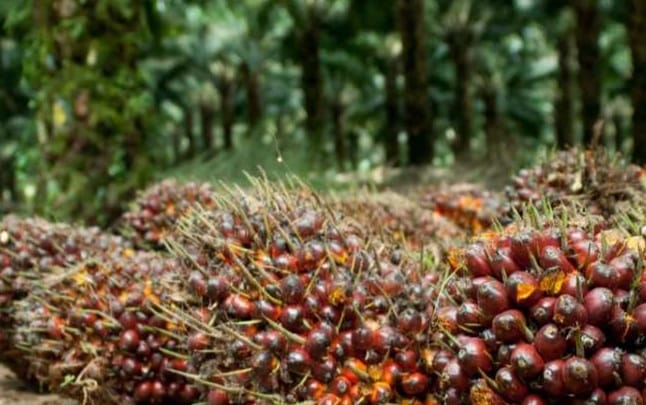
(0, 0), (643, 225)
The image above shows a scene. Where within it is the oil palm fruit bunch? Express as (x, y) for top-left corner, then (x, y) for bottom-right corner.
(12, 251), (201, 404)
(0, 216), (131, 360)
(119, 179), (216, 249)
(420, 183), (504, 235)
(330, 191), (463, 250)
(436, 217), (646, 404)
(504, 148), (645, 219)
(157, 178), (444, 404)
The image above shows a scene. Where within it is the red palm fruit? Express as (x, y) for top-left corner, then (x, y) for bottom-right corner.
(464, 244), (493, 277)
(490, 248), (522, 279)
(329, 376), (353, 397)
(304, 325), (333, 360)
(609, 254), (637, 290)
(608, 386), (644, 404)
(543, 359), (566, 397)
(187, 331), (210, 351)
(398, 308), (428, 336)
(119, 329), (140, 352)
(256, 298), (282, 321)
(280, 304), (306, 332)
(395, 349), (419, 372)
(401, 372), (429, 396)
(559, 271), (589, 297)
(592, 347), (623, 388)
(280, 274), (305, 304)
(492, 309), (533, 343)
(381, 359), (403, 386)
(495, 366), (528, 402)
(477, 278), (510, 321)
(253, 329), (287, 355)
(539, 246), (576, 273)
(510, 232), (533, 268)
(530, 297), (557, 326)
(522, 394), (548, 405)
(553, 294), (587, 327)
(469, 379), (507, 405)
(634, 303), (646, 334)
(586, 262), (622, 289)
(569, 239), (600, 268)
(206, 388), (230, 405)
(571, 388), (608, 404)
(497, 343), (517, 365)
(457, 301), (484, 332)
(440, 359), (470, 393)
(621, 354), (646, 389)
(532, 230), (561, 255)
(457, 337), (493, 376)
(577, 325), (606, 354)
(150, 380), (166, 402)
(223, 294), (256, 319)
(317, 393), (341, 405)
(505, 271), (542, 308)
(311, 356), (337, 383)
(134, 381), (153, 403)
(510, 343), (544, 379)
(614, 289), (631, 310)
(480, 328), (499, 353)
(608, 305), (639, 344)
(250, 350), (276, 376)
(563, 356), (599, 396)
(432, 350), (454, 373)
(534, 323), (567, 361)
(369, 381), (393, 404)
(584, 288), (616, 326)
(285, 347), (312, 375)
(188, 271), (207, 297)
(436, 305), (459, 334)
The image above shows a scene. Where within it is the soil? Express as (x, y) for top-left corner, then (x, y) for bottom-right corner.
(0, 364), (76, 404)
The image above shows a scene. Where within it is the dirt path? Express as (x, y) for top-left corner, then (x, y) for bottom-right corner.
(0, 364), (76, 404)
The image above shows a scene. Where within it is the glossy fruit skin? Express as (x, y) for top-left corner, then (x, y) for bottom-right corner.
(562, 356), (599, 396)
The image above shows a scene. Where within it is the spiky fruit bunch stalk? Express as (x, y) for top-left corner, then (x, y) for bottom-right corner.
(436, 219), (646, 404)
(0, 216), (131, 361)
(118, 179), (216, 249)
(420, 183), (504, 235)
(158, 179), (443, 404)
(504, 148), (645, 219)
(329, 191), (463, 250)
(12, 252), (201, 404)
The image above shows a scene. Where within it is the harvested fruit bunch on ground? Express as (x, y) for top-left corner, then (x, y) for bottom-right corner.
(420, 183), (504, 235)
(0, 216), (131, 359)
(160, 179), (444, 404)
(504, 148), (645, 219)
(437, 222), (646, 404)
(12, 252), (200, 405)
(330, 190), (464, 250)
(118, 179), (216, 249)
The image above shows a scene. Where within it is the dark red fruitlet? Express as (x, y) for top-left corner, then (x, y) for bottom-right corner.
(562, 356), (599, 396)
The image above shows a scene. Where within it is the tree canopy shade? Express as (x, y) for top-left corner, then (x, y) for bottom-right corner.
(0, 0), (644, 222)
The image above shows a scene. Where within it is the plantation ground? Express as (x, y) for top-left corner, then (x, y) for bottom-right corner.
(0, 365), (75, 404)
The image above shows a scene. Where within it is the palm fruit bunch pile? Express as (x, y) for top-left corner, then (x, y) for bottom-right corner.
(156, 180), (446, 405)
(330, 191), (463, 250)
(118, 179), (216, 249)
(420, 183), (504, 234)
(504, 148), (645, 219)
(12, 251), (202, 404)
(0, 216), (131, 362)
(434, 217), (646, 404)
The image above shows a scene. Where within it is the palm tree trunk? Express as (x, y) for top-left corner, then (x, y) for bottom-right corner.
(555, 29), (576, 148)
(397, 0), (434, 165)
(384, 56), (400, 166)
(300, 9), (324, 155)
(200, 102), (215, 153)
(219, 79), (234, 150)
(331, 98), (346, 171)
(629, 0), (646, 163)
(482, 83), (503, 159)
(573, 0), (601, 146)
(183, 107), (196, 159)
(448, 36), (473, 156)
(241, 62), (262, 132)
